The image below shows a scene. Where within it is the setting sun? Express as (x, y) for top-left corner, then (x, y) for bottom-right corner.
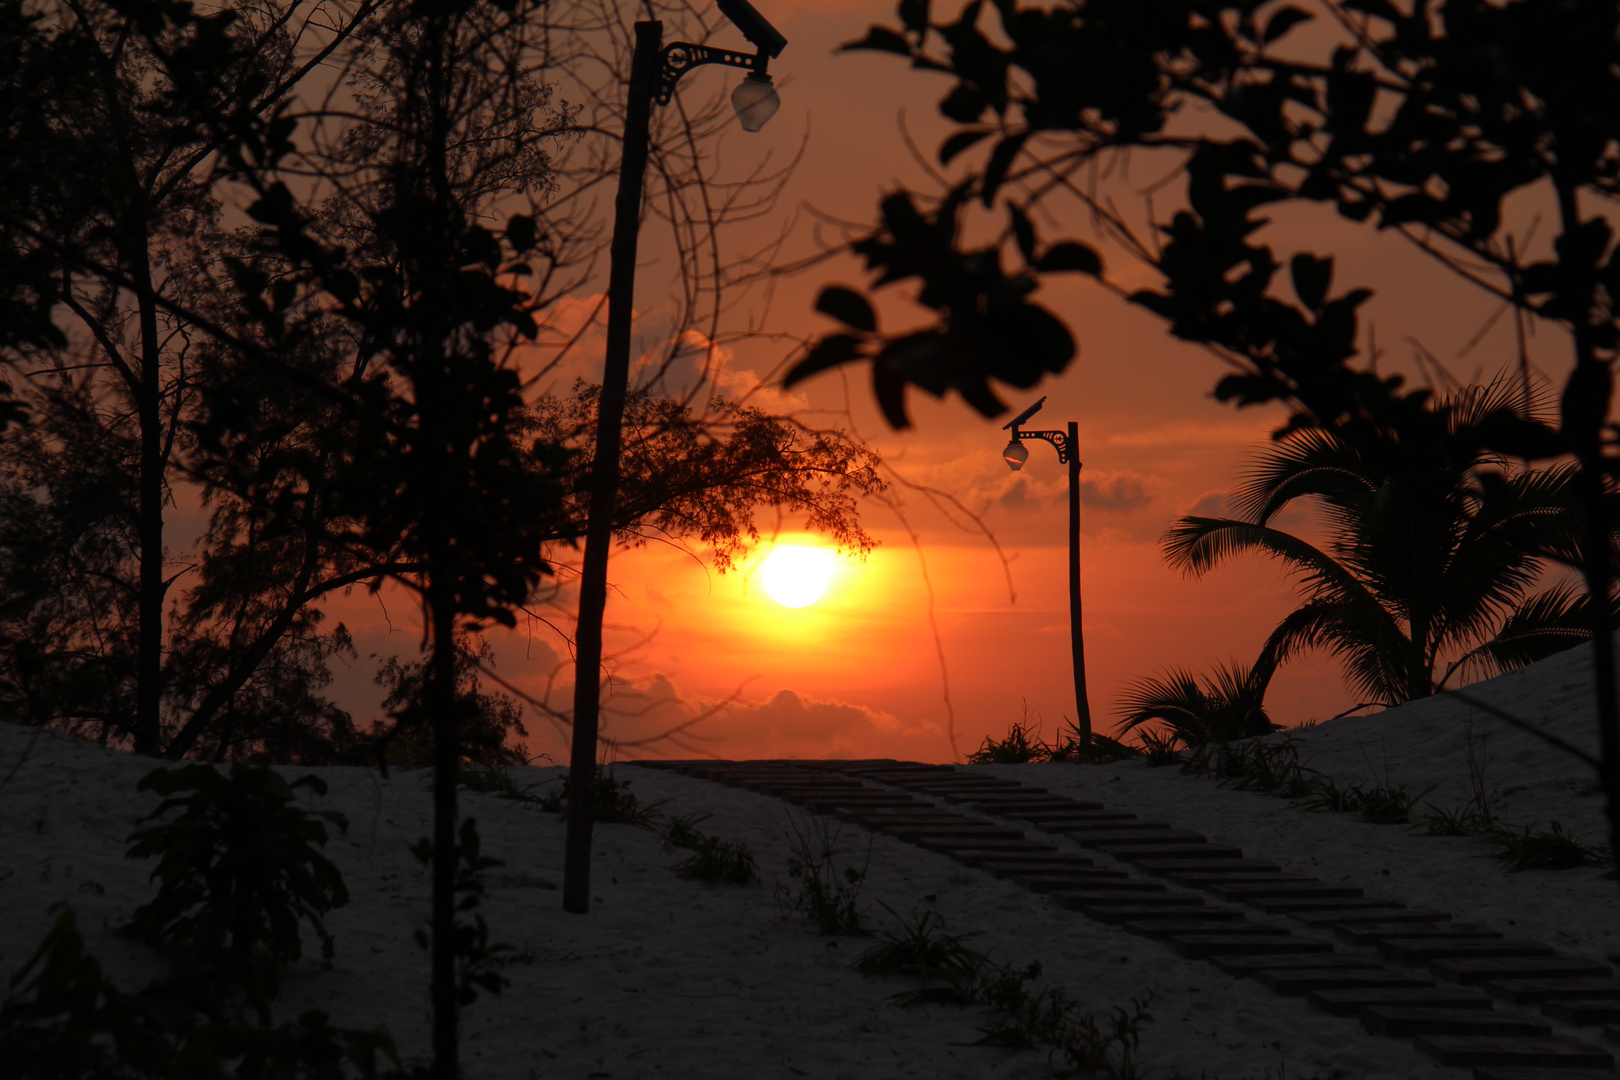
(759, 545), (834, 608)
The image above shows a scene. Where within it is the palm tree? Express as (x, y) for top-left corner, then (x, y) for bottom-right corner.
(1115, 659), (1278, 749)
(1163, 378), (1597, 709)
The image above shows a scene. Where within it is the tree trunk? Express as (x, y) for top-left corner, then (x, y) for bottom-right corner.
(131, 227), (165, 755)
(427, 574), (460, 1080)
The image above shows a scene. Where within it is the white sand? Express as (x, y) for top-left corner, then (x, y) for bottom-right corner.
(2, 643), (1617, 1079)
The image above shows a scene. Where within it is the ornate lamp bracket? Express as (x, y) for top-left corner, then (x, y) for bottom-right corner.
(655, 42), (768, 105)
(1010, 427), (1075, 466)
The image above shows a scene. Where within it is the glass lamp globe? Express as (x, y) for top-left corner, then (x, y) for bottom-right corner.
(731, 74), (780, 132)
(1002, 438), (1029, 471)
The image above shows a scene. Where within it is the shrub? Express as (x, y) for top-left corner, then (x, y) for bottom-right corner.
(1135, 728), (1183, 767)
(969, 704), (1053, 763)
(536, 769), (662, 827)
(0, 908), (399, 1080)
(663, 814), (758, 885)
(855, 910), (1156, 1079)
(854, 906), (986, 1004)
(1491, 821), (1611, 873)
(120, 764), (349, 968)
(1418, 800), (1490, 836)
(779, 811), (869, 935)
(1051, 730), (1141, 765)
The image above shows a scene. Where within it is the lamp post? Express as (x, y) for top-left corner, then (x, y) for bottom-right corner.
(1001, 396), (1093, 746)
(563, 2), (787, 915)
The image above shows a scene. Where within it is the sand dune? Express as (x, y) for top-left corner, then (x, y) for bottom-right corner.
(1, 643), (1616, 1078)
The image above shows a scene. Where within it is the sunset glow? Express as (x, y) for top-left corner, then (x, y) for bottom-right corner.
(759, 545), (834, 608)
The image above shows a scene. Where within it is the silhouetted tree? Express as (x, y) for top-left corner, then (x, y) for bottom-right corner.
(0, 0), (380, 759)
(1164, 379), (1600, 707)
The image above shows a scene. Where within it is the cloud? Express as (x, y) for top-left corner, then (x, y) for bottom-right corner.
(1181, 490), (1227, 517)
(1079, 469), (1153, 513)
(566, 676), (940, 760)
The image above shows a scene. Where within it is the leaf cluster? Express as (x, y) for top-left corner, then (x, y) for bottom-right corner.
(120, 764), (349, 970)
(808, 0), (1620, 474)
(410, 818), (512, 1008)
(1, 908), (398, 1080)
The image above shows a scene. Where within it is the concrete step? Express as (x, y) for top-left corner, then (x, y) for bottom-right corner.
(1338, 922), (1500, 945)
(1436, 957), (1612, 986)
(972, 801), (1098, 816)
(1123, 919), (1282, 940)
(884, 823), (1027, 842)
(1212, 953), (1383, 975)
(1293, 907), (1448, 928)
(1076, 900), (1217, 924)
(1306, 986), (1493, 1016)
(1107, 843), (1246, 862)
(1258, 967), (1435, 996)
(1170, 935), (1332, 960)
(1053, 889), (1200, 910)
(1380, 939), (1556, 965)
(1006, 810), (1135, 824)
(1061, 820), (1178, 833)
(977, 855), (1099, 876)
(1487, 978), (1620, 1004)
(1134, 857), (1282, 876)
(1361, 1006), (1550, 1038)
(1071, 829), (1209, 847)
(1168, 871), (1305, 888)
(1257, 896), (1403, 915)
(1209, 881), (1362, 902)
(1415, 1035), (1613, 1069)
(1545, 1000), (1620, 1025)
(936, 842), (1062, 862)
(1019, 875), (1163, 894)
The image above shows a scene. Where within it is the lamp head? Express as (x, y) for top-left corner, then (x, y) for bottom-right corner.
(1003, 395), (1047, 431)
(731, 74), (780, 131)
(1002, 437), (1029, 471)
(717, 0), (787, 59)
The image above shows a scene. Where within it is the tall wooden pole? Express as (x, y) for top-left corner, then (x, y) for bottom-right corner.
(1066, 420), (1092, 744)
(563, 20), (662, 915)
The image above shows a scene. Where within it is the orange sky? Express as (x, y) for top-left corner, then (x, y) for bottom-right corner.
(322, 1), (1578, 765)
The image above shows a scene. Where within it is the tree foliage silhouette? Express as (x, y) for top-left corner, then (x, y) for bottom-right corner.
(1164, 379), (1597, 708)
(804, 0), (1620, 878)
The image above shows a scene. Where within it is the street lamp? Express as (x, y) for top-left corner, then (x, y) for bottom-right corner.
(1001, 396), (1093, 747)
(564, 1), (788, 916)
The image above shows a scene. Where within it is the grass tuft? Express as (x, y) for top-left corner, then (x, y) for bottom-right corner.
(1490, 821), (1612, 873)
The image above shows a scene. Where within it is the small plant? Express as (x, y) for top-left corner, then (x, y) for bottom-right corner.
(1136, 727), (1183, 767)
(1052, 730), (1141, 764)
(1186, 736), (1313, 796)
(456, 761), (542, 801)
(1353, 782), (1435, 825)
(854, 906), (986, 1003)
(536, 768), (663, 827)
(1, 907), (399, 1079)
(779, 810), (869, 934)
(1418, 800), (1489, 836)
(411, 818), (511, 1006)
(663, 814), (758, 885)
(120, 764), (349, 968)
(1490, 821), (1612, 873)
(969, 704), (1053, 763)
